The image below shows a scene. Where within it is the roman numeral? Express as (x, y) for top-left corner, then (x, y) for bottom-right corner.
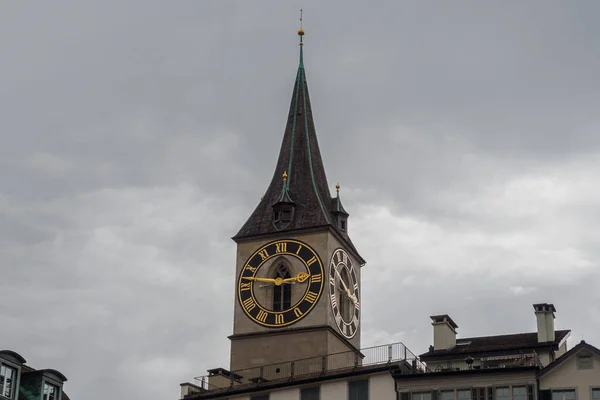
(337, 251), (342, 263)
(275, 242), (287, 253)
(335, 314), (342, 326)
(275, 314), (284, 325)
(294, 308), (303, 317)
(242, 297), (256, 312)
(355, 301), (360, 311)
(353, 283), (359, 291)
(240, 283), (251, 291)
(305, 291), (318, 303)
(296, 245), (302, 254)
(343, 252), (348, 264)
(306, 256), (317, 266)
(329, 276), (336, 286)
(330, 294), (337, 308)
(256, 310), (268, 322)
(311, 274), (322, 283)
(245, 265), (257, 272)
(343, 324), (350, 336)
(258, 249), (269, 261)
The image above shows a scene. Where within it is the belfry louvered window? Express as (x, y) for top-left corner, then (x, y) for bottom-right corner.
(273, 264), (291, 311)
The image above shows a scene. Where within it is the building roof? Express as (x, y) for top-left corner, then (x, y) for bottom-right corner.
(232, 39), (363, 263)
(538, 339), (600, 377)
(419, 330), (571, 360)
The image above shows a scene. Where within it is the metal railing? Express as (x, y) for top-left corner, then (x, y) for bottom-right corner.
(425, 352), (543, 373)
(185, 346), (544, 397)
(191, 342), (426, 393)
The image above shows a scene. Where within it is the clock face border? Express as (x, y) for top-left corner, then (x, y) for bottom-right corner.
(237, 239), (325, 328)
(329, 248), (360, 339)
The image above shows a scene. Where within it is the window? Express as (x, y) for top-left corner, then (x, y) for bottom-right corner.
(496, 388), (509, 400)
(577, 354), (593, 369)
(281, 209), (292, 222)
(552, 391), (576, 400)
(412, 393), (432, 400)
(340, 219), (347, 231)
(441, 391), (454, 400)
(513, 387), (527, 400)
(301, 386), (320, 400)
(0, 364), (16, 399)
(43, 383), (58, 400)
(472, 388), (485, 400)
(348, 379), (369, 400)
(591, 390), (599, 400)
(250, 395), (269, 400)
(458, 390), (471, 400)
(273, 264), (291, 311)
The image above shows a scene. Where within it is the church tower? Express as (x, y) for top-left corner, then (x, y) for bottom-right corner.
(229, 27), (365, 372)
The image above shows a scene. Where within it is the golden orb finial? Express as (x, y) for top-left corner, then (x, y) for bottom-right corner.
(260, 193), (264, 200)
(336, 182), (340, 193)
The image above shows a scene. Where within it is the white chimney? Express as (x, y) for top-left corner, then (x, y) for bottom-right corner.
(430, 314), (459, 351)
(533, 303), (556, 343)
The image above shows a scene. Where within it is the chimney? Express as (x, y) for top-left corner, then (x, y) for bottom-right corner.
(533, 303), (556, 343)
(430, 314), (459, 351)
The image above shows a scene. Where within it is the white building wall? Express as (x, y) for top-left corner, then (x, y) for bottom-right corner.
(227, 371), (394, 400)
(321, 379), (348, 400)
(540, 352), (600, 400)
(369, 373), (396, 399)
(271, 387), (299, 400)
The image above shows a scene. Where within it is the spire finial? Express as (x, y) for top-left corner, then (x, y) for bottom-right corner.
(336, 182), (340, 194)
(261, 193), (264, 200)
(283, 170), (288, 183)
(298, 9), (304, 44)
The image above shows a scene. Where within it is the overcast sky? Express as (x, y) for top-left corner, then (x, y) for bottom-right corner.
(2, 1), (600, 399)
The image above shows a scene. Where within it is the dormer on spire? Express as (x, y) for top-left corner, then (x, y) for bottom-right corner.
(272, 171), (295, 230)
(332, 182), (349, 233)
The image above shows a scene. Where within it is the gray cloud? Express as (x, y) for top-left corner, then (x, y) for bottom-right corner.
(1, 2), (599, 400)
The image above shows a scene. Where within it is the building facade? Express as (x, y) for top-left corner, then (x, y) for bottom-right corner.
(0, 350), (69, 400)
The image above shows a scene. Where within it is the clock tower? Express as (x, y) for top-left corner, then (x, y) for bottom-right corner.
(229, 28), (365, 372)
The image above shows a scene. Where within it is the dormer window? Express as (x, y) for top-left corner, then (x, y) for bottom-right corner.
(43, 382), (59, 400)
(0, 364), (16, 399)
(339, 219), (347, 232)
(274, 207), (293, 224)
(281, 208), (292, 222)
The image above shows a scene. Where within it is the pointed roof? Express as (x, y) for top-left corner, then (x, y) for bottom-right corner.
(233, 35), (363, 263)
(539, 340), (600, 376)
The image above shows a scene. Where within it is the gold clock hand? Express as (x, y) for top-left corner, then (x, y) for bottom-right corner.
(243, 277), (277, 284)
(282, 272), (311, 283)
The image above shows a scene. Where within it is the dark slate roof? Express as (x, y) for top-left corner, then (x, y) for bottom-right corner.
(419, 330), (571, 360)
(539, 339), (600, 377)
(233, 43), (363, 262)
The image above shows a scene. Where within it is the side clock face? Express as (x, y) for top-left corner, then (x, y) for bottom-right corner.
(237, 239), (324, 328)
(329, 248), (360, 339)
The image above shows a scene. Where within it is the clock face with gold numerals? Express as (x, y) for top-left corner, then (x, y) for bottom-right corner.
(237, 239), (324, 328)
(329, 248), (360, 339)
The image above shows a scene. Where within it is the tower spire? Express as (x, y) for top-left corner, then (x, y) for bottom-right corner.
(233, 17), (363, 264)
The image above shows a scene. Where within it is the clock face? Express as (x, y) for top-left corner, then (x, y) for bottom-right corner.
(329, 248), (360, 339)
(237, 239), (324, 328)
